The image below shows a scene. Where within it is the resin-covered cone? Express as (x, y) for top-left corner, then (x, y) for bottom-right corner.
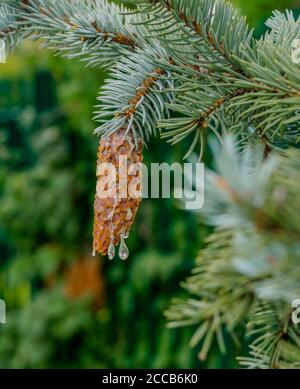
(93, 129), (143, 256)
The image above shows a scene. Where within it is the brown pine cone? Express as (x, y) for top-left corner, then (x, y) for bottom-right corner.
(93, 128), (143, 257)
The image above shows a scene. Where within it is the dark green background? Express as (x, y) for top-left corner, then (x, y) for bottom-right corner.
(0, 0), (298, 368)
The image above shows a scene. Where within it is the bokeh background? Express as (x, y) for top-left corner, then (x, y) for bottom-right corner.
(0, 0), (299, 369)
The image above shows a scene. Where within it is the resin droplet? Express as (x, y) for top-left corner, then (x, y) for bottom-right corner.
(119, 236), (129, 260)
(92, 248), (96, 257)
(108, 240), (115, 260)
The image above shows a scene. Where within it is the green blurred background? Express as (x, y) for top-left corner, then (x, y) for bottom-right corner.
(0, 0), (299, 369)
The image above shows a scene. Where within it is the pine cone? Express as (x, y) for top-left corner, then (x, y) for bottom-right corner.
(93, 128), (143, 257)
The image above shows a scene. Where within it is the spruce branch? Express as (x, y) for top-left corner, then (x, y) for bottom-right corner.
(265, 10), (300, 47)
(2, 0), (140, 67)
(131, 1), (300, 151)
(94, 47), (175, 143)
(239, 302), (300, 369)
(0, 2), (23, 51)
(3, 1), (299, 150)
(167, 136), (300, 365)
(166, 229), (255, 361)
(133, 0), (253, 74)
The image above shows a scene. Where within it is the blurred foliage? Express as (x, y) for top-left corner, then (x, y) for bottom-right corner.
(0, 0), (296, 368)
(231, 0), (300, 37)
(0, 43), (205, 368)
(233, 0), (297, 22)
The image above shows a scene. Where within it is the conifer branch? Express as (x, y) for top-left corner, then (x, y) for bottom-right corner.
(239, 303), (300, 369)
(94, 48), (175, 143)
(132, 0), (300, 151)
(2, 0), (139, 67)
(167, 137), (300, 365)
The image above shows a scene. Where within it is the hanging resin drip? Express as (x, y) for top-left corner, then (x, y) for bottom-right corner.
(92, 248), (96, 257)
(108, 238), (115, 260)
(118, 232), (129, 260)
